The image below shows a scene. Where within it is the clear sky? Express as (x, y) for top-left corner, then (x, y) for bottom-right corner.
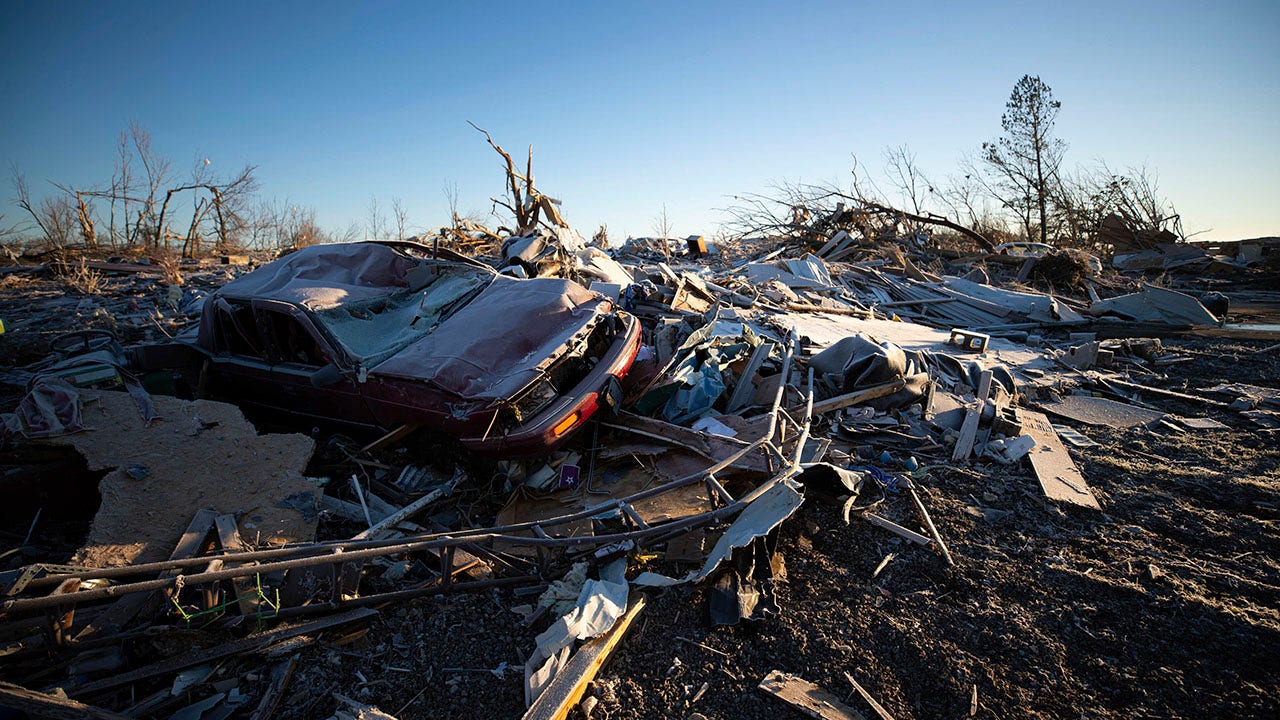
(2, 1), (1277, 242)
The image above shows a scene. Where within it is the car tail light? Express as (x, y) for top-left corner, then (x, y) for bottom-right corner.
(552, 412), (581, 437)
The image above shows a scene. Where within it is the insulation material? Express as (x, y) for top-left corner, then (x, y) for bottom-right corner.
(524, 558), (628, 706)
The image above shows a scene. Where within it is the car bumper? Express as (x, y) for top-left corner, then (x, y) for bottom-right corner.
(460, 311), (642, 456)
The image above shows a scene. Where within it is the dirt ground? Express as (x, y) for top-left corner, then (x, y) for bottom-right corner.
(1, 269), (1278, 719)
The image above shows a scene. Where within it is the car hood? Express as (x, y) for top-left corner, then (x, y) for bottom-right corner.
(369, 275), (608, 402)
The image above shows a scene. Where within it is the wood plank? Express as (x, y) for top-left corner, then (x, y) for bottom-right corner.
(522, 596), (646, 720)
(65, 608), (378, 698)
(1039, 394), (1165, 429)
(214, 514), (260, 616)
(809, 380), (906, 416)
(1021, 410), (1101, 510)
(758, 670), (867, 720)
(865, 513), (932, 546)
(951, 405), (981, 461)
(952, 370), (992, 461)
(360, 423), (419, 454)
(843, 672), (896, 720)
(726, 341), (775, 413)
(0, 681), (132, 720)
(249, 656), (298, 720)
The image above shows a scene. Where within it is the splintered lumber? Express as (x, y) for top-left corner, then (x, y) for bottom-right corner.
(758, 670), (868, 720)
(64, 607), (377, 698)
(0, 681), (131, 720)
(865, 513), (932, 546)
(809, 380), (906, 416)
(843, 672), (896, 720)
(214, 514), (260, 616)
(952, 369), (993, 461)
(951, 405), (981, 461)
(360, 423), (420, 453)
(351, 476), (460, 541)
(249, 656), (299, 720)
(906, 484), (953, 566)
(727, 340), (774, 413)
(1020, 410), (1101, 510)
(786, 302), (871, 317)
(522, 596), (646, 720)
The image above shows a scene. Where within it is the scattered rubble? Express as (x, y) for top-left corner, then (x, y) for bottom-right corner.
(1, 206), (1278, 719)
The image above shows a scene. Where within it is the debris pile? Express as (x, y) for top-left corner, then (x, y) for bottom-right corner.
(1, 198), (1278, 719)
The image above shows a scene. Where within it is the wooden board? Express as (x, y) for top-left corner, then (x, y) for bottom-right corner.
(1039, 394), (1165, 429)
(523, 596), (646, 720)
(1021, 410), (1101, 510)
(0, 681), (131, 720)
(758, 670), (867, 720)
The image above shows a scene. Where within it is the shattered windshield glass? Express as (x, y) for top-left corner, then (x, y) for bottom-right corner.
(315, 266), (491, 365)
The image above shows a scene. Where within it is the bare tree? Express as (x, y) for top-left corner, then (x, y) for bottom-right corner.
(653, 204), (673, 258)
(366, 197), (387, 239)
(335, 220), (363, 244)
(128, 121), (172, 248)
(1052, 162), (1185, 248)
(10, 166), (78, 251)
(981, 75), (1066, 244)
(153, 161), (258, 256)
(391, 197), (409, 241)
(723, 171), (995, 252)
(883, 145), (933, 220)
(102, 130), (135, 249)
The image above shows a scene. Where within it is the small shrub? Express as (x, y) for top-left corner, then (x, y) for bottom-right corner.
(58, 258), (104, 295)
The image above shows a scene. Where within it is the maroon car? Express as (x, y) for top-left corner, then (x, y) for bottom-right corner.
(152, 241), (640, 456)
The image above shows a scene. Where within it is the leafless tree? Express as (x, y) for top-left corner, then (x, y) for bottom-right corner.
(883, 145), (934, 220)
(128, 121), (172, 248)
(653, 204), (673, 259)
(366, 197), (387, 239)
(391, 197), (409, 241)
(10, 165), (78, 251)
(722, 169), (995, 252)
(1052, 162), (1186, 247)
(152, 161), (258, 256)
(335, 220), (362, 243)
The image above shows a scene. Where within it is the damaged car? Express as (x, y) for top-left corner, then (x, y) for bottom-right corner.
(134, 241), (641, 455)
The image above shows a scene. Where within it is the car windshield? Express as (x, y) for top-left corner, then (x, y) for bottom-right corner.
(314, 266), (491, 366)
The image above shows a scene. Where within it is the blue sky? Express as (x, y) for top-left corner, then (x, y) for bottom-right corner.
(2, 1), (1277, 242)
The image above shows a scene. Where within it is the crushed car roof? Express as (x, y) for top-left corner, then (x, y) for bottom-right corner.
(214, 242), (437, 310)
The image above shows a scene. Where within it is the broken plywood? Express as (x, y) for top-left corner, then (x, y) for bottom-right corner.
(1021, 409), (1100, 510)
(1040, 394), (1165, 429)
(45, 390), (317, 567)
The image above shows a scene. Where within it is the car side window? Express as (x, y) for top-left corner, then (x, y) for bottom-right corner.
(216, 300), (266, 359)
(260, 310), (325, 367)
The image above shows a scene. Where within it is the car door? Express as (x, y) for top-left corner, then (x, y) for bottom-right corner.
(250, 299), (378, 430)
(204, 296), (281, 413)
